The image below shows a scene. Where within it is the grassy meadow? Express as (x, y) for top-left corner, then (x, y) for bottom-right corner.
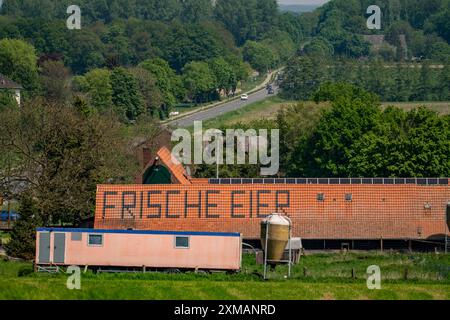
(201, 97), (450, 129)
(0, 252), (449, 300)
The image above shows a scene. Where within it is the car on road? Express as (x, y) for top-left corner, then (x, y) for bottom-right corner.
(240, 94), (249, 101)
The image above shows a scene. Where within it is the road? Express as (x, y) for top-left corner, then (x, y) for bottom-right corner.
(167, 86), (278, 128)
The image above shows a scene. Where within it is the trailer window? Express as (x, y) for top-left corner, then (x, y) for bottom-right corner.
(71, 232), (82, 241)
(88, 234), (103, 246)
(175, 236), (189, 248)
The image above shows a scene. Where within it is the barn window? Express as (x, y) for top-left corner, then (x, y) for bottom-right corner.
(317, 193), (325, 201)
(175, 236), (189, 249)
(88, 234), (103, 246)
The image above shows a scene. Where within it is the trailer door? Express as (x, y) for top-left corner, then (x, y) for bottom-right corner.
(53, 233), (66, 264)
(38, 232), (51, 264)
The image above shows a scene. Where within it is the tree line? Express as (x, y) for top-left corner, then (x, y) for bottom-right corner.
(280, 56), (450, 102)
(303, 0), (450, 62)
(0, 0), (302, 120)
(196, 83), (450, 179)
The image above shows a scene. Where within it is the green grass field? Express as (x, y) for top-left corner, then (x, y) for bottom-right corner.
(202, 96), (300, 129)
(202, 98), (450, 129)
(1, 252), (449, 300)
(0, 231), (10, 245)
(381, 101), (450, 115)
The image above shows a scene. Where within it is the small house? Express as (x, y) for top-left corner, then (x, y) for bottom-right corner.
(0, 74), (22, 106)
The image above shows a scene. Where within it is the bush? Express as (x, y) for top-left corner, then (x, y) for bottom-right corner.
(17, 266), (34, 277)
(5, 194), (41, 260)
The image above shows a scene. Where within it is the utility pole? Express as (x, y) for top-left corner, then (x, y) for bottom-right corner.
(214, 129), (221, 179)
(445, 203), (449, 254)
(7, 197), (10, 229)
(216, 141), (219, 179)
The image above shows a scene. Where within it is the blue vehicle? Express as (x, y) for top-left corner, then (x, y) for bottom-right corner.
(0, 210), (20, 222)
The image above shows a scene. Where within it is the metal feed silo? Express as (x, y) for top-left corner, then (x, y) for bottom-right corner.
(260, 214), (291, 262)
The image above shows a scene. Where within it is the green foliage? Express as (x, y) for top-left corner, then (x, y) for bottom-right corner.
(182, 61), (217, 103)
(180, 0), (213, 23)
(276, 103), (328, 177)
(129, 67), (164, 118)
(73, 68), (113, 111)
(243, 41), (277, 73)
(0, 38), (38, 92)
(162, 23), (223, 72)
(294, 0), (450, 61)
(280, 56), (327, 100)
(208, 58), (238, 95)
(214, 0), (279, 45)
(220, 82), (450, 179)
(0, 90), (17, 109)
(0, 252), (449, 299)
(110, 67), (145, 121)
(303, 37), (334, 58)
(425, 6), (450, 43)
(65, 29), (106, 74)
(282, 83), (450, 178)
(39, 60), (72, 104)
(0, 101), (141, 226)
(5, 193), (42, 260)
(281, 57), (449, 102)
(261, 30), (296, 63)
(139, 58), (183, 117)
(429, 42), (450, 62)
(1, 0), (449, 70)
(348, 107), (450, 177)
(300, 95), (381, 177)
(313, 82), (380, 105)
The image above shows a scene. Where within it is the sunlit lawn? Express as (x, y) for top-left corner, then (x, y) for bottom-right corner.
(1, 252), (449, 300)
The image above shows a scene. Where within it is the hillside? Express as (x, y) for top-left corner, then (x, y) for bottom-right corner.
(299, 0), (450, 61)
(279, 4), (320, 13)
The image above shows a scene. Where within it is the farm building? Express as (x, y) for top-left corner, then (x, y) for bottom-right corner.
(94, 148), (450, 250)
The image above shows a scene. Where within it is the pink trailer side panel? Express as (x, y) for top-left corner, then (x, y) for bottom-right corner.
(36, 229), (242, 270)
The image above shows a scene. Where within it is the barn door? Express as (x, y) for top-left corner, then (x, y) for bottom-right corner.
(38, 232), (51, 264)
(53, 233), (66, 264)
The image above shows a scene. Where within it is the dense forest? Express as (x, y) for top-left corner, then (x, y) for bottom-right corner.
(281, 57), (450, 102)
(1, 0), (449, 119)
(279, 0), (450, 102)
(0, 0), (300, 119)
(300, 0), (450, 60)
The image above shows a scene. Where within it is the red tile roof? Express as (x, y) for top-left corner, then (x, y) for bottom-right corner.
(156, 147), (191, 185)
(95, 183), (450, 240)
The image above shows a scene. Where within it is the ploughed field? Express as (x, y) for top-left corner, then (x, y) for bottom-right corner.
(0, 252), (449, 300)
